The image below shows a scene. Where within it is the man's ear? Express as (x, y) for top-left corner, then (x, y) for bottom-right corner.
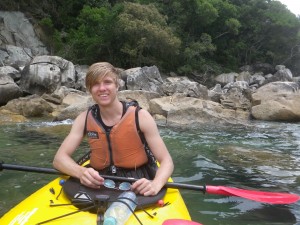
(117, 79), (123, 90)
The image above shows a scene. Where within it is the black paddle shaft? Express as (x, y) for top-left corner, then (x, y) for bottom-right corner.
(0, 163), (62, 175)
(0, 163), (206, 193)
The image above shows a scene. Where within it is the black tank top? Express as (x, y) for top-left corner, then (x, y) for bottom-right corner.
(95, 102), (126, 132)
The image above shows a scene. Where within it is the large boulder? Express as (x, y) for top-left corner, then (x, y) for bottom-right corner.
(220, 81), (252, 110)
(19, 55), (76, 95)
(122, 66), (164, 94)
(2, 95), (53, 117)
(149, 96), (250, 127)
(251, 82), (300, 121)
(263, 65), (293, 85)
(161, 76), (208, 99)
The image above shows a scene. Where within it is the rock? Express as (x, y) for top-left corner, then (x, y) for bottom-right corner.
(253, 63), (275, 75)
(161, 76), (208, 99)
(52, 86), (74, 101)
(149, 96), (175, 117)
(19, 55), (76, 95)
(2, 95), (53, 117)
(0, 109), (28, 124)
(41, 93), (62, 105)
(52, 97), (95, 121)
(0, 45), (33, 69)
(0, 66), (21, 81)
(240, 63), (275, 75)
(62, 92), (90, 106)
(208, 84), (223, 103)
(0, 74), (23, 106)
(249, 73), (265, 86)
(263, 65), (293, 85)
(236, 71), (252, 84)
(0, 11), (48, 57)
(118, 90), (160, 111)
(220, 81), (252, 110)
(251, 82), (300, 121)
(122, 66), (164, 94)
(74, 65), (89, 91)
(150, 96), (250, 127)
(215, 72), (238, 86)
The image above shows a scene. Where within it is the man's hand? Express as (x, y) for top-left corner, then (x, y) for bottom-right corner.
(79, 167), (104, 189)
(131, 178), (160, 196)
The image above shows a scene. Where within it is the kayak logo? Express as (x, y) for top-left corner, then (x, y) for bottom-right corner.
(87, 131), (99, 139)
(74, 191), (92, 202)
(9, 208), (38, 225)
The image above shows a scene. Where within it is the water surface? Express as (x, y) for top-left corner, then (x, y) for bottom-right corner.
(0, 120), (299, 225)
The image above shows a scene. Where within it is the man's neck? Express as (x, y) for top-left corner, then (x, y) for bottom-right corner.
(99, 101), (123, 126)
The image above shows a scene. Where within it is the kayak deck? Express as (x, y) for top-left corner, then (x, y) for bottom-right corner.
(0, 176), (191, 225)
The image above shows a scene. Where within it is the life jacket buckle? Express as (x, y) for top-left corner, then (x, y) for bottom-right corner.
(111, 165), (117, 174)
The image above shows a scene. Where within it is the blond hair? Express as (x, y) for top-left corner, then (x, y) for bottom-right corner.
(85, 62), (120, 92)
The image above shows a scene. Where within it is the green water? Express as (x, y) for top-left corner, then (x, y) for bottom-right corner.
(0, 120), (299, 225)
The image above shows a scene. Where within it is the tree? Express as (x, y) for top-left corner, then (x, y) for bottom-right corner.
(3, 0), (300, 77)
(60, 5), (120, 64)
(114, 2), (181, 69)
(231, 0), (300, 69)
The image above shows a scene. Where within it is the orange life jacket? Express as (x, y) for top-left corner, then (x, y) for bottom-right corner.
(86, 104), (148, 171)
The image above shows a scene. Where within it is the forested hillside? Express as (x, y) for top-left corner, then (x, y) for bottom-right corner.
(1, 0), (299, 84)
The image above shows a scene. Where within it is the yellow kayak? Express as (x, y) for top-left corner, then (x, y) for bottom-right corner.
(0, 175), (193, 225)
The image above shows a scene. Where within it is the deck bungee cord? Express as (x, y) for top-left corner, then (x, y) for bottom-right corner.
(36, 193), (151, 225)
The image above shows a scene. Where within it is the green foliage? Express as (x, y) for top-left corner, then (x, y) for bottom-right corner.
(38, 18), (63, 54)
(60, 5), (120, 63)
(225, 18), (241, 35)
(228, 0), (300, 68)
(3, 0), (300, 82)
(194, 0), (219, 26)
(178, 33), (216, 74)
(114, 2), (181, 69)
(39, 18), (53, 28)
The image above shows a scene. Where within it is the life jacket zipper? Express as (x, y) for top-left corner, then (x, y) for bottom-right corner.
(105, 129), (116, 174)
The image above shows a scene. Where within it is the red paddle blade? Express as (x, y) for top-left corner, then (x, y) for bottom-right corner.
(206, 186), (300, 204)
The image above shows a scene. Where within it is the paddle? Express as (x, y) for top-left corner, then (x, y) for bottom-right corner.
(1, 162), (299, 204)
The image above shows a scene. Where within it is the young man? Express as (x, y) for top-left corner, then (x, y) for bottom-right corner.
(53, 62), (174, 196)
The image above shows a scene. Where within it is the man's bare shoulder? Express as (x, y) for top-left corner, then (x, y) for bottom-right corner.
(138, 108), (152, 119)
(71, 110), (89, 126)
(138, 108), (158, 131)
(76, 110), (89, 119)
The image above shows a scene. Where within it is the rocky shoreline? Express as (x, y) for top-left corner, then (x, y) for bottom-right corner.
(0, 11), (300, 127)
